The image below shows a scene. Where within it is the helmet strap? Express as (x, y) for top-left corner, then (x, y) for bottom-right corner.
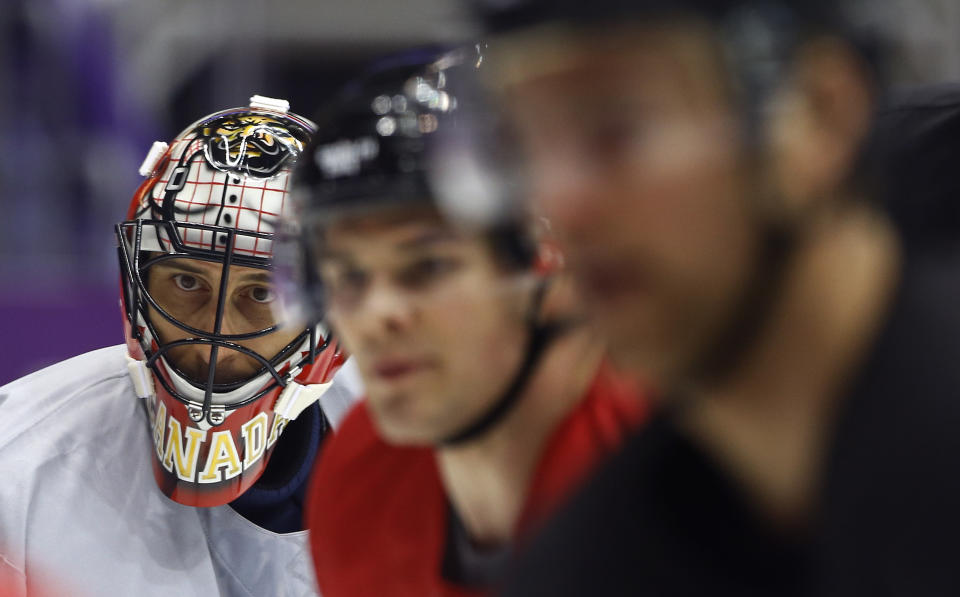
(439, 277), (574, 446)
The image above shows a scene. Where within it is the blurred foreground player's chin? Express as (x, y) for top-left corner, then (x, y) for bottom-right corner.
(472, 1), (960, 595)
(0, 97), (360, 597)
(283, 48), (647, 597)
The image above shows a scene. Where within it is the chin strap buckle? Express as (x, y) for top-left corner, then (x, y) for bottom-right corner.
(274, 379), (334, 421)
(126, 355), (155, 399)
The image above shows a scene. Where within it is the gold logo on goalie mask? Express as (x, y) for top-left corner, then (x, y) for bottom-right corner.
(200, 114), (307, 178)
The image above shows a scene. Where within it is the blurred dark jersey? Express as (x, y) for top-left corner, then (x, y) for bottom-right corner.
(873, 83), (960, 252)
(501, 86), (960, 596)
(306, 363), (647, 597)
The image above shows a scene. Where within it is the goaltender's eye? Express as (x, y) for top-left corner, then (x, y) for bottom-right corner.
(173, 274), (202, 292)
(249, 286), (277, 304)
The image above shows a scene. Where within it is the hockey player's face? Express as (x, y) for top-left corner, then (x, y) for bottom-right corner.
(495, 27), (761, 385)
(146, 258), (302, 384)
(317, 210), (529, 445)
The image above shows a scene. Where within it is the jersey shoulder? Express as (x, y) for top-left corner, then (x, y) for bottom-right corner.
(546, 360), (649, 463)
(309, 401), (439, 511)
(314, 401), (384, 472)
(0, 345), (132, 451)
(517, 362), (648, 535)
(307, 402), (447, 596)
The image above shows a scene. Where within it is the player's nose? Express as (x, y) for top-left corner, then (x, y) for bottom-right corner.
(355, 279), (418, 344)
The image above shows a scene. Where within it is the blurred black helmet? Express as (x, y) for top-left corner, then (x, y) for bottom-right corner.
(295, 46), (519, 224)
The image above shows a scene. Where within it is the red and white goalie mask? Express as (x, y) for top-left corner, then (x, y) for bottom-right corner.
(116, 96), (344, 507)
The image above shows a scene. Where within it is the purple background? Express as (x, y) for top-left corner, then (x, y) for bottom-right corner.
(0, 281), (121, 384)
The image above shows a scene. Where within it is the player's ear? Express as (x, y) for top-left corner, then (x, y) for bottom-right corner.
(766, 37), (874, 212)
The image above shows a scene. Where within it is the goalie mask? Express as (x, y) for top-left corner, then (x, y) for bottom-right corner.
(116, 96), (345, 507)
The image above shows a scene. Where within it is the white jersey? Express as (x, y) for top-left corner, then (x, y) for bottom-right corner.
(0, 345), (360, 597)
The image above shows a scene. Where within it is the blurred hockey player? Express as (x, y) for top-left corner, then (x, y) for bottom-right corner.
(0, 97), (359, 597)
(465, 0), (960, 595)
(281, 49), (646, 596)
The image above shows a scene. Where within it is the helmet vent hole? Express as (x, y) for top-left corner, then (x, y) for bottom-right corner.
(229, 194), (238, 203)
(224, 214), (233, 224)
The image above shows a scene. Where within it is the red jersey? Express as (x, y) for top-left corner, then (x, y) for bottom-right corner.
(306, 363), (647, 597)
